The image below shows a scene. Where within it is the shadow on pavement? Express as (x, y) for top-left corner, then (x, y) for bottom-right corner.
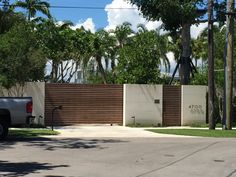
(0, 160), (69, 177)
(0, 140), (16, 150)
(0, 137), (129, 151)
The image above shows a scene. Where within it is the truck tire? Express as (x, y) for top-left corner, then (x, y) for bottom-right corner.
(0, 120), (9, 140)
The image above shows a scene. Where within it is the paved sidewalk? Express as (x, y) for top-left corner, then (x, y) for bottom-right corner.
(46, 125), (195, 138)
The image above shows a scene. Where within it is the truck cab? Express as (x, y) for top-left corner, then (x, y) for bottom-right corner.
(0, 97), (33, 140)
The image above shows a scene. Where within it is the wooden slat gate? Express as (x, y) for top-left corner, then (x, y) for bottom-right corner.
(163, 85), (181, 126)
(45, 84), (123, 126)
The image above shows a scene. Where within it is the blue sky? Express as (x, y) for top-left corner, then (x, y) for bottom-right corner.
(9, 0), (165, 32)
(8, 0), (113, 29)
(49, 0), (112, 29)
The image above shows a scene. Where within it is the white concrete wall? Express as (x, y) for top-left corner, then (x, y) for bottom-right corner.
(123, 84), (163, 126)
(0, 82), (45, 125)
(181, 85), (207, 125)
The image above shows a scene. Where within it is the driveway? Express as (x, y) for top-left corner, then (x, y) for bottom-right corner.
(49, 125), (193, 138)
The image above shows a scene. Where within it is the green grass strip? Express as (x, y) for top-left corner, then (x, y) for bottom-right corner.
(147, 129), (236, 138)
(9, 128), (60, 138)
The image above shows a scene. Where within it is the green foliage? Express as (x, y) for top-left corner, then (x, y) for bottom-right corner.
(129, 0), (205, 32)
(13, 0), (51, 21)
(36, 20), (96, 83)
(190, 67), (207, 85)
(192, 25), (236, 89)
(116, 29), (169, 84)
(0, 9), (25, 34)
(90, 30), (116, 84)
(214, 0), (227, 26)
(36, 20), (74, 61)
(0, 22), (46, 88)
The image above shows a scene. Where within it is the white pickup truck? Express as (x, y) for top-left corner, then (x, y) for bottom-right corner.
(0, 97), (33, 140)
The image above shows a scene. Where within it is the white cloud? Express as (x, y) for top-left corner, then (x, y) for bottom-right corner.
(55, 19), (95, 33)
(55, 21), (64, 26)
(105, 0), (162, 31)
(191, 22), (208, 39)
(145, 21), (162, 31)
(71, 18), (96, 33)
(105, 0), (208, 38)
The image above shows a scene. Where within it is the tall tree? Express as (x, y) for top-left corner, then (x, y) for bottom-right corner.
(224, 0), (234, 130)
(36, 20), (78, 83)
(0, 22), (46, 89)
(192, 24), (236, 125)
(114, 22), (133, 48)
(13, 0), (51, 21)
(128, 0), (207, 84)
(91, 30), (112, 84)
(116, 28), (169, 84)
(208, 0), (215, 129)
(108, 22), (133, 82)
(0, 3), (25, 34)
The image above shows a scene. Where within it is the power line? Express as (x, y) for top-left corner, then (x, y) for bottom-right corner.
(1, 2), (235, 10)
(50, 5), (137, 10)
(0, 4), (138, 10)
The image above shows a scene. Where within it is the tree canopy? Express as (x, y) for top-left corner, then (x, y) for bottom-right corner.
(0, 22), (46, 88)
(128, 0), (206, 32)
(13, 0), (51, 21)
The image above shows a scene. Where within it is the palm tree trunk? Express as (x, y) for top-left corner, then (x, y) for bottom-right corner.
(179, 23), (191, 85)
(28, 13), (30, 21)
(208, 0), (215, 129)
(224, 0), (234, 130)
(51, 61), (58, 83)
(60, 61), (64, 83)
(96, 56), (107, 84)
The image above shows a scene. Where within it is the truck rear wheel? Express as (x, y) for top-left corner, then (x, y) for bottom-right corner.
(0, 120), (9, 140)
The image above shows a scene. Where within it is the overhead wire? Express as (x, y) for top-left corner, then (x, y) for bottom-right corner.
(0, 4), (138, 10)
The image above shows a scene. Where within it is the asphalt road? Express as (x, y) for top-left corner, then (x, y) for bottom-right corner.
(0, 137), (236, 177)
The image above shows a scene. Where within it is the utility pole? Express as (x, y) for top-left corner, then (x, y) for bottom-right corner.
(224, 0), (234, 130)
(208, 0), (215, 129)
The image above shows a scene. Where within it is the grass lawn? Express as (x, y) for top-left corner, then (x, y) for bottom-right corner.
(190, 123), (223, 128)
(9, 128), (60, 138)
(147, 129), (236, 138)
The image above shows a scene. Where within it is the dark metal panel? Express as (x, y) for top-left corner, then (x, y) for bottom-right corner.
(45, 84), (123, 126)
(163, 85), (181, 126)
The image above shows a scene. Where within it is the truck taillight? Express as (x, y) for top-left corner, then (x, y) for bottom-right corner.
(26, 101), (33, 113)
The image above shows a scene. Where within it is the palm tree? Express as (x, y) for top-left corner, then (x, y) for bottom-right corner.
(92, 30), (110, 84)
(14, 0), (51, 21)
(114, 22), (133, 48)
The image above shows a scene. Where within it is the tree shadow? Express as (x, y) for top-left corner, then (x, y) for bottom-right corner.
(0, 160), (69, 177)
(25, 138), (129, 151)
(1, 137), (129, 151)
(0, 140), (16, 150)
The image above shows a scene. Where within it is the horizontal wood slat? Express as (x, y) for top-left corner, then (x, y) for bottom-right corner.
(163, 85), (181, 126)
(45, 84), (123, 126)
